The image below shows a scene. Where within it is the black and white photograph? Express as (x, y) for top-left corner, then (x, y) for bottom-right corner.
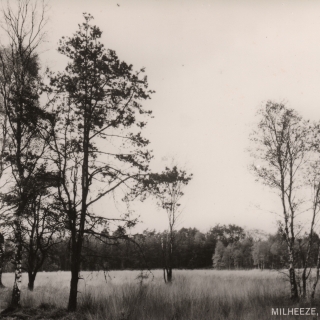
(0, 0), (320, 319)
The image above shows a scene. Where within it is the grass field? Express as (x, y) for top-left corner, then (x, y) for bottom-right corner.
(0, 269), (319, 319)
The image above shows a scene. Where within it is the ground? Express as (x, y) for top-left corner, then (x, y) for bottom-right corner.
(0, 269), (319, 319)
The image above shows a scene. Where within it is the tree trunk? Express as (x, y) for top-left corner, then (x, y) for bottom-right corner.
(311, 243), (320, 299)
(0, 233), (5, 288)
(166, 268), (172, 283)
(0, 267), (3, 288)
(28, 272), (36, 291)
(68, 238), (81, 312)
(301, 269), (307, 299)
(288, 250), (299, 301)
(161, 237), (168, 283)
(163, 267), (167, 283)
(166, 235), (173, 284)
(68, 265), (79, 312)
(67, 110), (89, 311)
(11, 219), (22, 308)
(0, 263), (4, 288)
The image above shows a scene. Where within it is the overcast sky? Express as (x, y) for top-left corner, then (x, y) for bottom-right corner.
(35, 0), (320, 234)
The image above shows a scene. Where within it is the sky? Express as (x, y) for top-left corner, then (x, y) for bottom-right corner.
(17, 0), (320, 234)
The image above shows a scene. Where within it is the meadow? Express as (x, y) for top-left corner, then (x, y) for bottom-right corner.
(0, 269), (319, 319)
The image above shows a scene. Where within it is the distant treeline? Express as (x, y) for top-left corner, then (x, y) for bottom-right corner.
(3, 223), (318, 272)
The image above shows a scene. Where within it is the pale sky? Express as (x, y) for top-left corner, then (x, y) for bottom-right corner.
(31, 0), (320, 233)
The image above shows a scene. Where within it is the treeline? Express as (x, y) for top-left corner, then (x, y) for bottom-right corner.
(3, 223), (318, 273)
(213, 233), (319, 270)
(1, 224), (239, 271)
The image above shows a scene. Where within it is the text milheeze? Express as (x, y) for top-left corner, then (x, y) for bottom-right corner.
(271, 308), (317, 316)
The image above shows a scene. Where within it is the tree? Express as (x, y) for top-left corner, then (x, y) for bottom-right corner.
(249, 101), (311, 301)
(306, 141), (320, 298)
(311, 239), (320, 299)
(0, 0), (48, 308)
(268, 233), (288, 269)
(0, 164), (62, 291)
(252, 241), (270, 269)
(48, 14), (153, 311)
(213, 240), (225, 269)
(222, 245), (233, 269)
(21, 168), (63, 291)
(143, 166), (192, 283)
(208, 224), (245, 247)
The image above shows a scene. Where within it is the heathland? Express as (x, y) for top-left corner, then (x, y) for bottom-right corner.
(0, 269), (319, 320)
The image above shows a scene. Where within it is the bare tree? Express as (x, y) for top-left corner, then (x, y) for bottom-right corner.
(249, 101), (311, 301)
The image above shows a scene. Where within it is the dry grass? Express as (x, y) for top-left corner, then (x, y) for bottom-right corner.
(0, 269), (319, 319)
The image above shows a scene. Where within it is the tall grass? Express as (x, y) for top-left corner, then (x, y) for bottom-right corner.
(0, 269), (319, 319)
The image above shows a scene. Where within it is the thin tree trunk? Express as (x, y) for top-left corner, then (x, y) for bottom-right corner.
(163, 267), (167, 283)
(161, 237), (167, 283)
(288, 248), (299, 301)
(311, 243), (320, 299)
(166, 230), (173, 284)
(11, 218), (22, 308)
(0, 265), (3, 288)
(301, 269), (307, 298)
(0, 233), (4, 288)
(166, 268), (172, 283)
(67, 105), (90, 311)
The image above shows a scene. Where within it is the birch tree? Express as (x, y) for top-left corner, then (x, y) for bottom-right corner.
(0, 0), (48, 308)
(308, 129), (320, 299)
(249, 101), (311, 301)
(298, 159), (320, 298)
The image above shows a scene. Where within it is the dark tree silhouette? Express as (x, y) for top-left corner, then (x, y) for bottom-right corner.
(48, 14), (153, 311)
(141, 166), (192, 283)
